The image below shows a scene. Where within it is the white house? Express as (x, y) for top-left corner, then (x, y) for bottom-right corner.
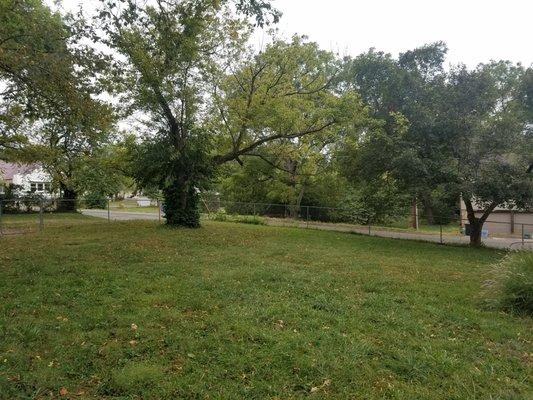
(0, 161), (53, 197)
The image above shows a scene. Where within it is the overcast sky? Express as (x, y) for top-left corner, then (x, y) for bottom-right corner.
(266, 0), (533, 68)
(60, 0), (532, 68)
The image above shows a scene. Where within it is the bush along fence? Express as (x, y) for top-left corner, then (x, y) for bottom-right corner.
(1, 197), (532, 249)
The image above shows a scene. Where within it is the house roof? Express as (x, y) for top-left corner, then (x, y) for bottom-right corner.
(0, 161), (39, 180)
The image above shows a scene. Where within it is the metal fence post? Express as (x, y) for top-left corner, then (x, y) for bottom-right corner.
(440, 224), (443, 244)
(522, 224), (525, 248)
(39, 199), (44, 232)
(306, 206), (310, 228)
(368, 222), (371, 236)
(158, 199), (161, 223)
(107, 199), (110, 222)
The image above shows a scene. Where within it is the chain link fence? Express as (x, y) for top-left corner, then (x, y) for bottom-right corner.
(1, 197), (532, 250)
(198, 200), (533, 249)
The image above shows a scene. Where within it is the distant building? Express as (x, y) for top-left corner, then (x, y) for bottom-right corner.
(460, 199), (533, 237)
(0, 161), (53, 197)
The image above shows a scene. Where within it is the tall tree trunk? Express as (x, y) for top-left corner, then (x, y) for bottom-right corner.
(289, 185), (305, 219)
(468, 218), (483, 247)
(285, 158), (301, 219)
(162, 176), (200, 227)
(422, 194), (435, 225)
(58, 183), (77, 212)
(463, 196), (498, 247)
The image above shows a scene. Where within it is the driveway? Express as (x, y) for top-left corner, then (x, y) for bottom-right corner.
(81, 209), (533, 251)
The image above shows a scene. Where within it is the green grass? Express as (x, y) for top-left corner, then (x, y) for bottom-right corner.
(0, 220), (531, 399)
(0, 213), (100, 234)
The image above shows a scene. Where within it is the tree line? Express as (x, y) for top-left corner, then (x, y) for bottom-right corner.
(1, 0), (531, 246)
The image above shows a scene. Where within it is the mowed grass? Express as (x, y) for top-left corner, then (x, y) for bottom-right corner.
(0, 218), (531, 399)
(0, 213), (102, 235)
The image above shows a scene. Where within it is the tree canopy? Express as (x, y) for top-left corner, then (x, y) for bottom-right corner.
(1, 0), (531, 245)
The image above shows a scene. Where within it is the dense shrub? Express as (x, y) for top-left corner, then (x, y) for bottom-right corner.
(0, 185), (43, 213)
(84, 192), (108, 209)
(331, 182), (410, 225)
(484, 252), (533, 316)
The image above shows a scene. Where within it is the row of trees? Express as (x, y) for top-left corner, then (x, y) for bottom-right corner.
(1, 0), (531, 245)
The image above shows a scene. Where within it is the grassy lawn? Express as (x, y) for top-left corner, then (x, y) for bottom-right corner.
(0, 213), (101, 234)
(0, 220), (531, 399)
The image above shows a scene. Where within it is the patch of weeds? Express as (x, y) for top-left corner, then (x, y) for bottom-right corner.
(210, 208), (265, 225)
(482, 251), (533, 315)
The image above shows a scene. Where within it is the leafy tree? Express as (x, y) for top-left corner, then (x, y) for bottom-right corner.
(95, 0), (281, 227)
(445, 62), (533, 246)
(0, 0), (115, 208)
(218, 136), (332, 217)
(0, 0), (66, 157)
(340, 43), (457, 223)
(98, 0), (364, 227)
(211, 37), (368, 217)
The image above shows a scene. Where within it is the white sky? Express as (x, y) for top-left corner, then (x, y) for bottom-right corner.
(59, 0), (532, 68)
(267, 0), (533, 68)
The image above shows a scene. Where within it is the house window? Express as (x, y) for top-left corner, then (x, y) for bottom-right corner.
(30, 182), (50, 193)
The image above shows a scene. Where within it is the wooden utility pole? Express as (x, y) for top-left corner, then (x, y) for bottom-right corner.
(411, 199), (419, 230)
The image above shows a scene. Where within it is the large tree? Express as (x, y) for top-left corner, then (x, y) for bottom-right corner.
(340, 43), (457, 223)
(0, 0), (67, 157)
(0, 0), (115, 208)
(445, 62), (533, 246)
(100, 0), (363, 227)
(97, 0), (281, 226)
(210, 37), (367, 218)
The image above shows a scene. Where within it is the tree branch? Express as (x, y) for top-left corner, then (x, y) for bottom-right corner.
(213, 119), (336, 165)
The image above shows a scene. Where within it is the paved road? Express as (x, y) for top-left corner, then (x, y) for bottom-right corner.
(81, 209), (533, 251)
(82, 209), (161, 221)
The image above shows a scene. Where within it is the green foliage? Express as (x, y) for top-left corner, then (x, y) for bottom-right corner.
(0, 184), (36, 213)
(0, 0), (116, 201)
(83, 192), (108, 210)
(332, 179), (410, 224)
(449, 62), (533, 208)
(72, 143), (132, 199)
(210, 208), (265, 225)
(213, 38), (370, 213)
(97, 0), (281, 227)
(132, 133), (214, 228)
(339, 44), (457, 220)
(486, 252), (533, 316)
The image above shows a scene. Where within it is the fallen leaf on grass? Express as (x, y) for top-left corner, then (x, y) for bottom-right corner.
(310, 379), (331, 394)
(59, 387), (68, 396)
